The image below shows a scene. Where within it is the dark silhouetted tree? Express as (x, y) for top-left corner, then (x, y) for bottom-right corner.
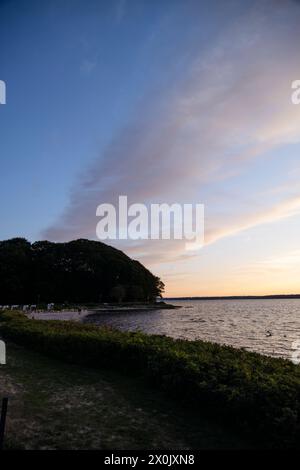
(0, 238), (163, 304)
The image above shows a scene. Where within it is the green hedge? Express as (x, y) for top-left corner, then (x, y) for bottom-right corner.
(1, 310), (300, 447)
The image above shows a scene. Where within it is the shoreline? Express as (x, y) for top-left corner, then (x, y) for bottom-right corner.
(25, 302), (180, 322)
(1, 309), (299, 448)
(166, 294), (300, 300)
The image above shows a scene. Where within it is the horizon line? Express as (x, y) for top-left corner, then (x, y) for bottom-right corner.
(164, 294), (300, 300)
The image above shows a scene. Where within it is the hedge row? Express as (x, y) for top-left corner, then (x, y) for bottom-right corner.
(1, 310), (300, 447)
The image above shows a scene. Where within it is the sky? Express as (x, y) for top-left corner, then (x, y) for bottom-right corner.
(1, 0), (300, 297)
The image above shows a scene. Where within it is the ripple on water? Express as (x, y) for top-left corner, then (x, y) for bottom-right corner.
(85, 299), (300, 360)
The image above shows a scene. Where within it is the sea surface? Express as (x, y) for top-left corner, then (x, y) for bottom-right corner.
(84, 299), (300, 361)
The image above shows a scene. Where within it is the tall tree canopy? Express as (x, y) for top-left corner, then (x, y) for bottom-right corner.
(0, 238), (164, 304)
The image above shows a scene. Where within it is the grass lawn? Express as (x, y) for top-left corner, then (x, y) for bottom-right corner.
(0, 342), (251, 450)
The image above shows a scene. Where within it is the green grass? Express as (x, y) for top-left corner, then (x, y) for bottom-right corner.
(0, 342), (248, 450)
(1, 310), (300, 448)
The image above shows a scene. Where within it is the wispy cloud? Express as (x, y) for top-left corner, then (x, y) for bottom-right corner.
(206, 195), (300, 246)
(114, 0), (127, 25)
(80, 58), (98, 76)
(43, 0), (300, 269)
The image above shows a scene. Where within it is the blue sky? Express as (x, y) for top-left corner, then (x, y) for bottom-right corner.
(1, 0), (300, 296)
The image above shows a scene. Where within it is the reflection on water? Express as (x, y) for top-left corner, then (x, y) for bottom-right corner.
(83, 299), (300, 361)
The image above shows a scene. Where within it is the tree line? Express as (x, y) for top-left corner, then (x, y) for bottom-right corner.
(0, 238), (164, 304)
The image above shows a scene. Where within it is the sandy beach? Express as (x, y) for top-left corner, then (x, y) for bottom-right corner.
(25, 303), (177, 322)
(26, 310), (90, 322)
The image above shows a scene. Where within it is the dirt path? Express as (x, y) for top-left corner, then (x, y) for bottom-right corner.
(0, 342), (251, 450)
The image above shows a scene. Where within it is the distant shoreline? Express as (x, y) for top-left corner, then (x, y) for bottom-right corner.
(166, 294), (300, 301)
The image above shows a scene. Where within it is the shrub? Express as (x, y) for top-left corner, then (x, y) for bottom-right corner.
(1, 310), (300, 447)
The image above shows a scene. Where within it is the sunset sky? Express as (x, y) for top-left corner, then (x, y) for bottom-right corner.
(1, 0), (300, 296)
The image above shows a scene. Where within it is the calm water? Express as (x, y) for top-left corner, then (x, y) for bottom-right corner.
(84, 299), (300, 361)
